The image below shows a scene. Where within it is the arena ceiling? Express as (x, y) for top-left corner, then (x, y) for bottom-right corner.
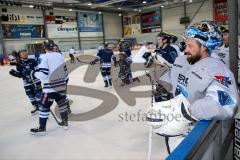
(0, 0), (205, 13)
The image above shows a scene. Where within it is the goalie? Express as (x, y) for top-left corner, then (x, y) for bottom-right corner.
(146, 20), (239, 137)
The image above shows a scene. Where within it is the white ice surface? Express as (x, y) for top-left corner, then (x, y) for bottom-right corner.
(0, 64), (170, 160)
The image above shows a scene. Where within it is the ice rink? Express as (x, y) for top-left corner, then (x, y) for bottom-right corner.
(0, 54), (172, 160)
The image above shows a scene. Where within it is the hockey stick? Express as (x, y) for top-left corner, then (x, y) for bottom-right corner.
(50, 109), (61, 125)
(76, 57), (91, 64)
(76, 56), (117, 67)
(146, 71), (154, 160)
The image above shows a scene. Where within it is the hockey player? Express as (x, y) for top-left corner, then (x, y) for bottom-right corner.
(90, 42), (117, 87)
(142, 32), (178, 68)
(118, 39), (132, 64)
(155, 32), (178, 64)
(9, 49), (42, 115)
(147, 21), (239, 136)
(23, 40), (70, 135)
(118, 39), (133, 80)
(69, 47), (75, 63)
(117, 52), (140, 86)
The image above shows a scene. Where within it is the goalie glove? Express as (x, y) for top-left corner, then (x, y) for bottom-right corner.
(9, 69), (22, 78)
(146, 94), (198, 136)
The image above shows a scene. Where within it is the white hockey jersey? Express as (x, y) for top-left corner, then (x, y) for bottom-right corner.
(211, 45), (230, 68)
(160, 56), (239, 120)
(34, 52), (68, 93)
(211, 45), (240, 84)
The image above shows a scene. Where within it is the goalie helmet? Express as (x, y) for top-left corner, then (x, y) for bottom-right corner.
(184, 21), (223, 53)
(146, 94), (198, 136)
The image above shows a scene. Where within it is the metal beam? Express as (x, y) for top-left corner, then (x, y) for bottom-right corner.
(97, 0), (128, 6)
(0, 13), (6, 56)
(76, 12), (81, 50)
(42, 9), (48, 39)
(228, 0), (238, 82)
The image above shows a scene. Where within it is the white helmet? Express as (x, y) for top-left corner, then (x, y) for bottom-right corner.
(146, 94), (198, 136)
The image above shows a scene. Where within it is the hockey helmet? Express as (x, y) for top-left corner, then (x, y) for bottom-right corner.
(157, 32), (172, 43)
(43, 39), (56, 50)
(184, 21), (223, 53)
(103, 42), (109, 48)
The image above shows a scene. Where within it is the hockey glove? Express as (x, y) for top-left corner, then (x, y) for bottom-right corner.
(142, 52), (151, 62)
(146, 94), (198, 136)
(9, 69), (22, 78)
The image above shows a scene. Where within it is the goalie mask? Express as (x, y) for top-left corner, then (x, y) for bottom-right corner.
(184, 21), (223, 53)
(146, 94), (198, 136)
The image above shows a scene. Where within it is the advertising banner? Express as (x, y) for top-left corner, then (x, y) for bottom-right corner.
(213, 0), (228, 23)
(78, 12), (103, 37)
(2, 24), (45, 39)
(45, 15), (76, 24)
(47, 23), (78, 38)
(1, 12), (44, 25)
(45, 15), (78, 38)
(123, 15), (141, 36)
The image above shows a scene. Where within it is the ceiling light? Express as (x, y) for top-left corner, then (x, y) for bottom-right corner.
(138, 9), (142, 12)
(88, 3), (92, 6)
(98, 11), (102, 14)
(161, 5), (164, 8)
(133, 9), (138, 11)
(118, 13), (122, 16)
(118, 7), (121, 10)
(69, 9), (73, 11)
(142, 1), (147, 4)
(29, 5), (34, 8)
(189, 0), (193, 2)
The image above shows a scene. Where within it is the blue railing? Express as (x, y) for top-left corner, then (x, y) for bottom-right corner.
(166, 120), (216, 160)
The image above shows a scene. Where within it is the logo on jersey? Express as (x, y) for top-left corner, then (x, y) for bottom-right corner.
(217, 90), (235, 106)
(214, 75), (232, 88)
(178, 74), (188, 87)
(218, 52), (226, 59)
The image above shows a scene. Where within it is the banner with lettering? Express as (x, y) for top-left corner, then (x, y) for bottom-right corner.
(2, 24), (45, 39)
(1, 12), (44, 25)
(47, 23), (78, 38)
(45, 15), (78, 38)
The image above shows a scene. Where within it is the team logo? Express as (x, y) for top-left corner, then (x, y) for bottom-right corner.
(214, 75), (232, 88)
(178, 74), (188, 87)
